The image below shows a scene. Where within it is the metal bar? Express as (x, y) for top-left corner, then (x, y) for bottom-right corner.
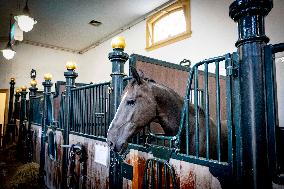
(71, 92), (74, 131)
(186, 99), (189, 155)
(204, 63), (210, 159)
(104, 86), (107, 137)
(95, 86), (98, 136)
(226, 53), (236, 166)
(164, 163), (169, 189)
(100, 85), (103, 136)
(264, 45), (278, 180)
(150, 161), (155, 189)
(194, 67), (199, 158)
(80, 90), (84, 133)
(169, 164), (178, 189)
(204, 63), (210, 160)
(157, 161), (162, 189)
(92, 87), (95, 135)
(215, 61), (221, 162)
(76, 91), (79, 132)
(85, 88), (88, 134)
(272, 43), (284, 53)
(193, 56), (225, 67)
(90, 87), (92, 135)
(72, 81), (111, 91)
(143, 160), (150, 189)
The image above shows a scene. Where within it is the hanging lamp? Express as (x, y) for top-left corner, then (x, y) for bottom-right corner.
(2, 14), (16, 60)
(15, 0), (37, 32)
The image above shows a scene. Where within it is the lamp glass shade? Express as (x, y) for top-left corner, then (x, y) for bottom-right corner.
(16, 15), (36, 32)
(2, 48), (16, 60)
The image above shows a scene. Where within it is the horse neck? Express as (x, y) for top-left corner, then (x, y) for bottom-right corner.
(151, 83), (183, 136)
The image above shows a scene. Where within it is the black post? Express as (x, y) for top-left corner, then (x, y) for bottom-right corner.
(27, 69), (38, 162)
(39, 73), (53, 184)
(17, 86), (28, 161)
(229, 1), (273, 188)
(108, 36), (129, 189)
(8, 78), (15, 122)
(12, 90), (21, 143)
(62, 62), (77, 189)
(4, 78), (15, 146)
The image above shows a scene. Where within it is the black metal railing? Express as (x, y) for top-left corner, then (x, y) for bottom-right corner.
(145, 53), (235, 166)
(179, 54), (233, 162)
(58, 92), (65, 129)
(70, 82), (112, 138)
(30, 95), (44, 125)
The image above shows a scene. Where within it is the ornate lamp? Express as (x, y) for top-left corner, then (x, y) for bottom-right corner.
(2, 14), (16, 60)
(14, 0), (37, 32)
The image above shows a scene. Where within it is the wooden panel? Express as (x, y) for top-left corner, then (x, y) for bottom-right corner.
(31, 124), (41, 164)
(125, 148), (222, 189)
(69, 134), (109, 189)
(136, 61), (188, 97)
(45, 129), (63, 189)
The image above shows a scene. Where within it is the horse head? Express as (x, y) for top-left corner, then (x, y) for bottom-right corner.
(107, 67), (158, 153)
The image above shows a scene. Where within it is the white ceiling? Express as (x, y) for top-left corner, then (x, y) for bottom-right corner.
(0, 0), (171, 52)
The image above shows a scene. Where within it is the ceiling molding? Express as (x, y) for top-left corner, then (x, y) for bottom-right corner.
(22, 40), (80, 54)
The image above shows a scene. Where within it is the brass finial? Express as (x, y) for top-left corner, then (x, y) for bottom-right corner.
(66, 61), (77, 70)
(111, 36), (126, 49)
(30, 79), (37, 87)
(21, 86), (27, 91)
(16, 89), (21, 93)
(11, 77), (15, 81)
(44, 73), (52, 81)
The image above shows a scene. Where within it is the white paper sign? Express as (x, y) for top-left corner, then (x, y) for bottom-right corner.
(94, 144), (109, 166)
(38, 128), (42, 138)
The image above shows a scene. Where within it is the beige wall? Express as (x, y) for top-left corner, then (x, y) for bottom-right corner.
(276, 57), (284, 127)
(0, 45), (80, 90)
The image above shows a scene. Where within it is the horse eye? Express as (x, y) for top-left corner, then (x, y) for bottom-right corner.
(127, 100), (135, 106)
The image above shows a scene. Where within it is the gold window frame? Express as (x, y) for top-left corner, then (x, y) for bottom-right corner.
(146, 0), (191, 51)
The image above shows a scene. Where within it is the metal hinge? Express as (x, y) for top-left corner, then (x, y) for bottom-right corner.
(226, 65), (238, 77)
(121, 162), (133, 180)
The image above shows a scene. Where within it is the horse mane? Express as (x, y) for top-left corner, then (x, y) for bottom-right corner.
(148, 78), (207, 117)
(129, 72), (205, 118)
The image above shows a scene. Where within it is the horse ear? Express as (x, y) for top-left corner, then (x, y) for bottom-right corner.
(130, 66), (142, 85)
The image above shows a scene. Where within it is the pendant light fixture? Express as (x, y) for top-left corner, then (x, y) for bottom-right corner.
(15, 0), (37, 32)
(2, 14), (16, 60)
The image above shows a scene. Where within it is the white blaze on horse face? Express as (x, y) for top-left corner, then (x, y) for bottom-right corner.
(108, 91), (128, 132)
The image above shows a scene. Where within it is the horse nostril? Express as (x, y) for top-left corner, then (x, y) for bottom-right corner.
(107, 140), (114, 148)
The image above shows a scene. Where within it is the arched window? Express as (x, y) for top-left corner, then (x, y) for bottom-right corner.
(146, 0), (191, 51)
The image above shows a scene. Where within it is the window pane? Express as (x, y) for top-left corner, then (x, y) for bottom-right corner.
(153, 9), (186, 43)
